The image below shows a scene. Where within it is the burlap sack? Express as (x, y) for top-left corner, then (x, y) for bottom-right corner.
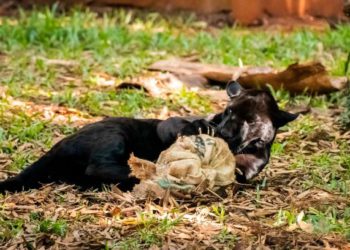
(129, 134), (236, 198)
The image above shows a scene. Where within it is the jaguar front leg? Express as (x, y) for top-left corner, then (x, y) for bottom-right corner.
(180, 119), (216, 137)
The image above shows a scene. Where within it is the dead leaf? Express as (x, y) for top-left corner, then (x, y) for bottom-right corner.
(296, 211), (314, 234)
(111, 207), (121, 217)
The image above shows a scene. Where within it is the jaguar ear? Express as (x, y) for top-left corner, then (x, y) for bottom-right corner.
(274, 110), (299, 128)
(226, 81), (243, 98)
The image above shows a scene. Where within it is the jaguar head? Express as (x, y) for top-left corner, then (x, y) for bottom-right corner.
(213, 81), (298, 180)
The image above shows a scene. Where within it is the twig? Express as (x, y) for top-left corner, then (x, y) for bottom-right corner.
(21, 235), (34, 250)
(206, 188), (224, 201)
(0, 169), (19, 175)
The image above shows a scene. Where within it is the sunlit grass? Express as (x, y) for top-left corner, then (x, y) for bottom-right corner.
(273, 207), (350, 240)
(116, 213), (182, 249)
(0, 8), (349, 79)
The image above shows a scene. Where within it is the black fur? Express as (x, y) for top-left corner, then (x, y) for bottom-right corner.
(0, 82), (298, 193)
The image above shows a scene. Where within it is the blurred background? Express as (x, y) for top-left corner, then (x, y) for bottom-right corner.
(3, 0), (348, 24)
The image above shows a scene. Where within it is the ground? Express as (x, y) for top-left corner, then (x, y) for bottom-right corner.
(0, 8), (349, 249)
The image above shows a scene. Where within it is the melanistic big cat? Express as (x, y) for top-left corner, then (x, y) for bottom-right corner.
(0, 81), (298, 193)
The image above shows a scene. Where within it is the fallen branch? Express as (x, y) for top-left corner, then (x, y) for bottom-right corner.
(148, 58), (347, 94)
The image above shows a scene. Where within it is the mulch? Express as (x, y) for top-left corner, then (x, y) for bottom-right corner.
(1, 103), (350, 249)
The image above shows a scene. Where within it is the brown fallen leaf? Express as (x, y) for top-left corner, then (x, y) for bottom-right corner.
(111, 207), (121, 217)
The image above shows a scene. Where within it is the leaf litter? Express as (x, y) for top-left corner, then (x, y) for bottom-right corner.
(0, 89), (350, 249)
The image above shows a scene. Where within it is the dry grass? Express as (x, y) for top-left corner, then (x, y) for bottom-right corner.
(1, 94), (349, 249)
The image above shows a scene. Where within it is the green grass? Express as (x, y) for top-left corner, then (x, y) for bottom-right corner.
(340, 88), (350, 129)
(306, 151), (350, 195)
(52, 88), (165, 116)
(214, 227), (236, 248)
(306, 207), (350, 240)
(212, 204), (227, 224)
(116, 214), (182, 249)
(275, 112), (350, 195)
(0, 8), (349, 94)
(274, 207), (350, 240)
(271, 141), (287, 156)
(0, 94), (79, 170)
(36, 219), (68, 237)
(29, 212), (68, 237)
(1, 8), (349, 75)
(0, 7), (349, 121)
(0, 217), (24, 242)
